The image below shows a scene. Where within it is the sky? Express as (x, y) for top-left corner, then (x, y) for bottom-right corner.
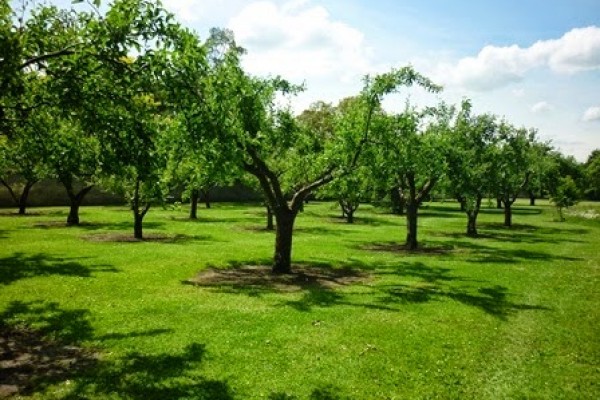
(36, 0), (600, 161)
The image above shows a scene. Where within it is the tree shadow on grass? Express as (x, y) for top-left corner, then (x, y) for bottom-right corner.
(0, 253), (119, 286)
(186, 259), (548, 320)
(0, 300), (232, 399)
(270, 384), (350, 399)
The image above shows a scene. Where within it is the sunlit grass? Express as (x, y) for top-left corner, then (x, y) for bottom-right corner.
(0, 199), (598, 399)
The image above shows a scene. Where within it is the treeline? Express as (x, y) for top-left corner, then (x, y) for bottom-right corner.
(1, 0), (598, 273)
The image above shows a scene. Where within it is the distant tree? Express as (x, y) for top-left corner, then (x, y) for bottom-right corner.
(490, 123), (536, 227)
(583, 150), (600, 200)
(374, 103), (449, 249)
(445, 101), (497, 236)
(551, 176), (580, 221)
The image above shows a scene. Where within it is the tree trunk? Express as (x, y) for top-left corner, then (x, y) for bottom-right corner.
(190, 189), (199, 220)
(405, 202), (418, 250)
(273, 209), (296, 274)
(529, 191), (536, 206)
(66, 186), (93, 226)
(266, 203), (274, 230)
(391, 186), (405, 215)
(133, 212), (144, 239)
(496, 197), (503, 209)
(346, 209), (354, 224)
(18, 181), (35, 215)
(202, 188), (211, 209)
(504, 202), (512, 227)
(457, 195), (466, 211)
(465, 196), (482, 237)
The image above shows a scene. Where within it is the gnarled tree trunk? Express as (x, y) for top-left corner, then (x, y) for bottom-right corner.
(62, 177), (93, 226)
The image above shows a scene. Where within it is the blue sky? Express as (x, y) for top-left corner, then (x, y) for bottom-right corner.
(33, 0), (600, 161)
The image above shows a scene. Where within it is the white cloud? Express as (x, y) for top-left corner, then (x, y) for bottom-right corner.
(163, 0), (246, 23)
(582, 106), (600, 122)
(436, 26), (600, 91)
(228, 1), (373, 83)
(531, 101), (554, 113)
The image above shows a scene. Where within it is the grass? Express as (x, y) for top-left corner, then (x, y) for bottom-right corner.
(0, 199), (598, 399)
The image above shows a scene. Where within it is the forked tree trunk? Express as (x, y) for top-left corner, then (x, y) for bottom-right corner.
(496, 198), (503, 209)
(273, 209), (297, 274)
(65, 185), (94, 226)
(529, 191), (536, 206)
(457, 195), (466, 211)
(405, 202), (418, 250)
(190, 189), (199, 220)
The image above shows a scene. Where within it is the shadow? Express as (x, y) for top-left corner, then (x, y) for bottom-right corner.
(95, 328), (174, 341)
(270, 385), (349, 400)
(382, 283), (549, 320)
(63, 343), (233, 400)
(359, 241), (455, 255)
(0, 209), (67, 217)
(0, 253), (119, 286)
(72, 221), (166, 232)
(0, 300), (232, 399)
(425, 239), (582, 264)
(81, 233), (216, 244)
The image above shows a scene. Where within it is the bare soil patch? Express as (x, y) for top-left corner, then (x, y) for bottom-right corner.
(0, 325), (97, 398)
(186, 265), (370, 292)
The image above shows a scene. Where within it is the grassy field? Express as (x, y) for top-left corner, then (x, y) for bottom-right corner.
(0, 200), (598, 399)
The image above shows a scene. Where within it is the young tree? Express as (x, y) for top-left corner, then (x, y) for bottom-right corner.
(551, 176), (580, 221)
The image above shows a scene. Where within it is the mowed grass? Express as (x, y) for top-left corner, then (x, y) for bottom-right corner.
(0, 200), (598, 399)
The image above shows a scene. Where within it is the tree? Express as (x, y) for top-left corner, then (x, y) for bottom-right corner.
(445, 101), (497, 236)
(583, 150), (600, 200)
(373, 103), (448, 250)
(0, 95), (49, 214)
(551, 176), (580, 221)
(1, 1), (90, 138)
(52, 0), (180, 239)
(490, 122), (536, 227)
(39, 117), (99, 226)
(170, 29), (441, 273)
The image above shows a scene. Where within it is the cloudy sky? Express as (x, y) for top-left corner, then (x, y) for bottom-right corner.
(50, 0), (600, 161)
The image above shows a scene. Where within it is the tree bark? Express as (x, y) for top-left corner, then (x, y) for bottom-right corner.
(66, 186), (93, 226)
(273, 209), (296, 274)
(18, 181), (35, 215)
(346, 209), (354, 224)
(190, 189), (199, 220)
(405, 202), (418, 250)
(504, 201), (512, 227)
(131, 178), (150, 240)
(202, 188), (211, 209)
(266, 203), (274, 230)
(457, 195), (466, 211)
(391, 186), (405, 215)
(465, 196), (482, 237)
(529, 191), (536, 206)
(496, 197), (503, 209)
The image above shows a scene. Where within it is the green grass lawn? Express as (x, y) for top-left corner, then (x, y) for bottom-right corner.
(0, 200), (598, 399)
